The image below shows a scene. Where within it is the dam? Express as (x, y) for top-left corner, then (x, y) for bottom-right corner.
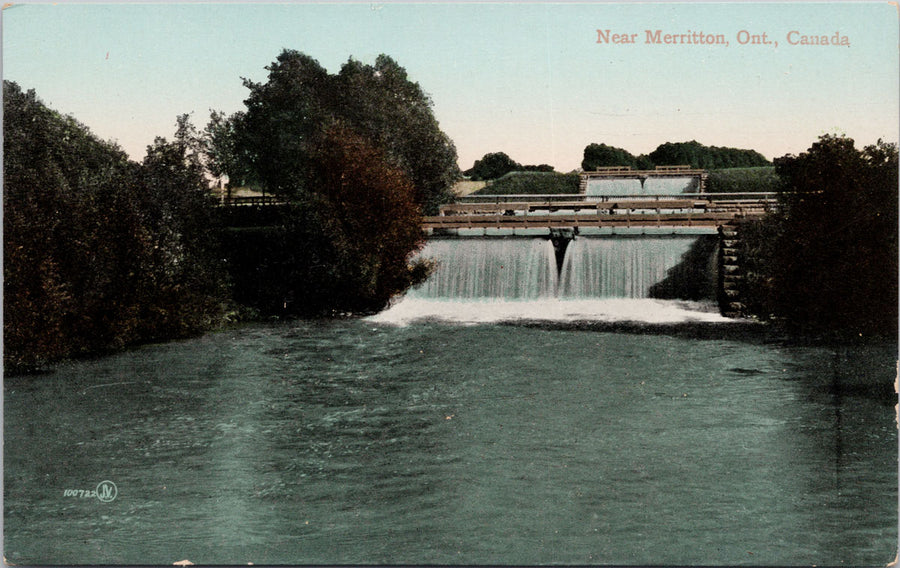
(410, 170), (774, 316)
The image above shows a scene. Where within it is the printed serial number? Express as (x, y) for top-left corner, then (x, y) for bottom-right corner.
(63, 489), (98, 498)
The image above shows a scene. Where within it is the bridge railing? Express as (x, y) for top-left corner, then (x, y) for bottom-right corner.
(455, 192), (779, 204)
(435, 193), (780, 226)
(219, 195), (289, 207)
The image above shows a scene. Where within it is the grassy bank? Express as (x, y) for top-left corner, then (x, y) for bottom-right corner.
(706, 166), (778, 193)
(473, 171), (580, 195)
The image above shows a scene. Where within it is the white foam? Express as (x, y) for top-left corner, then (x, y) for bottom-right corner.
(367, 297), (735, 327)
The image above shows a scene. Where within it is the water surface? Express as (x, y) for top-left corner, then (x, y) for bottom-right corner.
(5, 317), (896, 565)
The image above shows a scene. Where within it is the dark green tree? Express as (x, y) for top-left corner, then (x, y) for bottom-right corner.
(229, 51), (332, 197)
(465, 152), (522, 180)
(649, 140), (770, 169)
(208, 50), (459, 213)
(204, 110), (257, 192)
(771, 135), (898, 334)
(581, 143), (639, 170)
(334, 55), (459, 214)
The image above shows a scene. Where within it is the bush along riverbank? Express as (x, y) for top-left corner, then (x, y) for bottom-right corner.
(733, 135), (898, 340)
(3, 82), (232, 373)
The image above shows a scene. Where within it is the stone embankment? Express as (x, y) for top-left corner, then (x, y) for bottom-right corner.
(718, 221), (745, 317)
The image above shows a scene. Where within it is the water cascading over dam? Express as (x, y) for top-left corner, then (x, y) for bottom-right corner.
(642, 176), (698, 194)
(408, 236), (698, 300)
(376, 236), (729, 325)
(407, 239), (558, 299)
(558, 237), (696, 298)
(585, 178), (643, 197)
(584, 176), (698, 198)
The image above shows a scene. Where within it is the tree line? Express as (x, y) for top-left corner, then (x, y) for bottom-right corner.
(4, 82), (228, 371)
(581, 140), (770, 171)
(464, 140), (770, 182)
(5, 49), (896, 371)
(4, 50), (461, 371)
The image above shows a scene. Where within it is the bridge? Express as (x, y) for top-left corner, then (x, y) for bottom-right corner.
(422, 165), (773, 235)
(423, 192), (777, 236)
(215, 176), (777, 238)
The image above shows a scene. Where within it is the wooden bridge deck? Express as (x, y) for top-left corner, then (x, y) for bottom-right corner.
(423, 212), (747, 230)
(426, 193), (776, 230)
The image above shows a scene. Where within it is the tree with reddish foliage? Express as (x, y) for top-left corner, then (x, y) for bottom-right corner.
(221, 123), (431, 316)
(308, 123), (429, 309)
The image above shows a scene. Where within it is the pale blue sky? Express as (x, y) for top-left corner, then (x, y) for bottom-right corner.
(3, 2), (898, 171)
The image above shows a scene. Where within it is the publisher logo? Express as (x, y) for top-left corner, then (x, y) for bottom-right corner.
(96, 480), (117, 503)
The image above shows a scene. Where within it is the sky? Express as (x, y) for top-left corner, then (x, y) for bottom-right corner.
(3, 1), (898, 172)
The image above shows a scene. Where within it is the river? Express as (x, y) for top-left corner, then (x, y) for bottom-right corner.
(4, 304), (897, 565)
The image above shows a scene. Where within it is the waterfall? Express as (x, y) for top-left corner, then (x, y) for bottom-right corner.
(408, 238), (558, 299)
(410, 236), (698, 300)
(642, 176), (697, 194)
(585, 178), (643, 197)
(559, 237), (696, 298)
(374, 236), (729, 325)
(584, 176), (697, 198)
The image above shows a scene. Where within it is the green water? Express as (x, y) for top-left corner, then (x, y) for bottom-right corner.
(4, 319), (897, 565)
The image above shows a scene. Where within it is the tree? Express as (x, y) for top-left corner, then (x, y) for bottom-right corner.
(581, 143), (639, 170)
(334, 55), (460, 214)
(137, 119), (229, 337)
(465, 152), (522, 180)
(771, 135), (898, 334)
(204, 110), (256, 191)
(4, 81), (134, 367)
(306, 123), (429, 309)
(228, 51), (332, 197)
(649, 140), (770, 169)
(221, 123), (430, 315)
(208, 50), (459, 213)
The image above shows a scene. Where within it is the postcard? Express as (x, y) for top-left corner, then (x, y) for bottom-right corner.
(3, 1), (898, 565)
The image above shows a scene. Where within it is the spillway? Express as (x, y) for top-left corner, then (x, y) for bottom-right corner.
(642, 176), (698, 194)
(378, 236), (727, 325)
(558, 236), (696, 298)
(409, 236), (699, 300)
(584, 178), (643, 197)
(407, 238), (558, 299)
